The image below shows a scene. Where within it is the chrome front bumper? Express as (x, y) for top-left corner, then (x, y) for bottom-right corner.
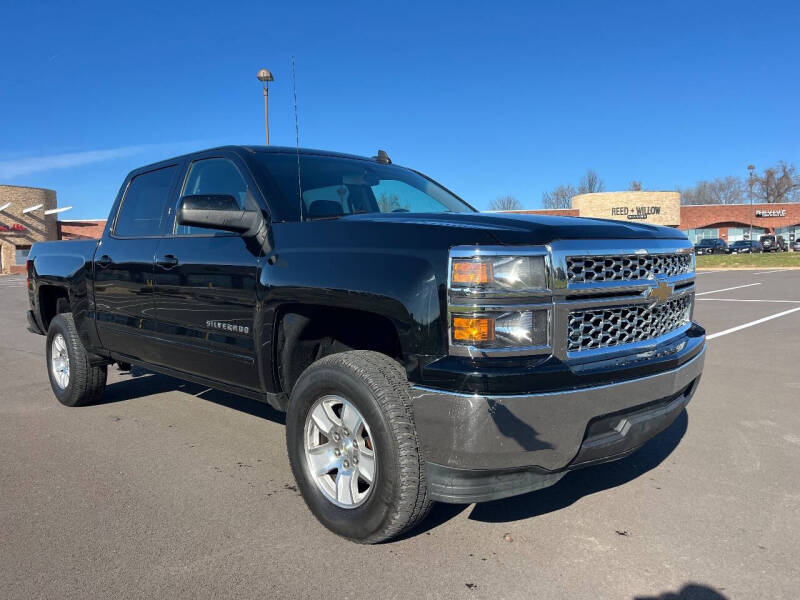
(411, 344), (705, 475)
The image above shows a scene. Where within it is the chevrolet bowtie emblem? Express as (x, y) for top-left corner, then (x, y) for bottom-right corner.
(645, 279), (674, 306)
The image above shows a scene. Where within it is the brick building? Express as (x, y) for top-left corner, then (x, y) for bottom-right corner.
(0, 185), (58, 274)
(58, 220), (107, 240)
(506, 192), (800, 245)
(0, 185), (107, 274)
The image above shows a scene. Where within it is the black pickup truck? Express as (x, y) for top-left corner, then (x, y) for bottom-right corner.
(25, 146), (706, 543)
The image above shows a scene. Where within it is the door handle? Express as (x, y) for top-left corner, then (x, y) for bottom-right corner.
(97, 254), (113, 268)
(156, 254), (179, 268)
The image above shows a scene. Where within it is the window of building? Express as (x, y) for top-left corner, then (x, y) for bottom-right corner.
(776, 225), (800, 241)
(15, 245), (31, 265)
(728, 226), (766, 242)
(114, 166), (178, 237)
(686, 228), (719, 244)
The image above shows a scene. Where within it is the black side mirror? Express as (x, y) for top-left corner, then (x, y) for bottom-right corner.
(177, 195), (260, 234)
(177, 194), (271, 252)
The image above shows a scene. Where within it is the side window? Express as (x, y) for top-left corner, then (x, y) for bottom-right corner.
(176, 158), (255, 235)
(114, 166), (177, 237)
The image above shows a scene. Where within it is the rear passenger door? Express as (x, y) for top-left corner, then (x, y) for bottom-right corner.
(150, 154), (263, 391)
(94, 164), (179, 363)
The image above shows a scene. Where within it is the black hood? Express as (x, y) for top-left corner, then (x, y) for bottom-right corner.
(344, 212), (687, 245)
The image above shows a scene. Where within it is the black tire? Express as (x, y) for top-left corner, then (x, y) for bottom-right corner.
(46, 313), (107, 407)
(286, 351), (432, 543)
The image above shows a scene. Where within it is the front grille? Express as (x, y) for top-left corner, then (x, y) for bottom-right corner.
(567, 294), (692, 352)
(566, 253), (692, 283)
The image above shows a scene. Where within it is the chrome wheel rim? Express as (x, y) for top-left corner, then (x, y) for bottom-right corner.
(303, 395), (376, 509)
(50, 334), (70, 390)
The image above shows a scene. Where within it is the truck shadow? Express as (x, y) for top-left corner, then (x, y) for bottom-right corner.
(99, 367), (285, 425)
(633, 582), (728, 599)
(100, 367), (687, 536)
(405, 410), (688, 537)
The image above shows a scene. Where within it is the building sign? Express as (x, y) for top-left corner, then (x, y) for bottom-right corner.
(571, 191), (681, 227)
(610, 205), (662, 220)
(755, 209), (786, 218)
(0, 223), (26, 232)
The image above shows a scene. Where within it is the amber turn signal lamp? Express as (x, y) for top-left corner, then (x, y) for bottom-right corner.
(452, 260), (492, 286)
(452, 316), (495, 343)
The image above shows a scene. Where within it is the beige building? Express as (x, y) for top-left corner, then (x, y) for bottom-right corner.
(570, 191), (681, 227)
(0, 185), (58, 274)
(507, 191), (683, 229)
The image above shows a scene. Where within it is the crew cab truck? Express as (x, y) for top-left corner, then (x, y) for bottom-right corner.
(26, 146), (706, 543)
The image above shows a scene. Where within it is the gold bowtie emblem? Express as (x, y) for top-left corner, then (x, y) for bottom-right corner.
(646, 279), (674, 305)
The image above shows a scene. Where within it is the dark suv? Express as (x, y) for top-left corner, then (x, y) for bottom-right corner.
(759, 234), (787, 252)
(694, 238), (727, 255)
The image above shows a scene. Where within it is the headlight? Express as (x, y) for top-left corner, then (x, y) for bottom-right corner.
(450, 254), (548, 293)
(448, 247), (552, 357)
(451, 310), (549, 349)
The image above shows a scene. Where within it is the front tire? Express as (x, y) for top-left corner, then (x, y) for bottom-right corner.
(46, 313), (107, 407)
(286, 351), (432, 543)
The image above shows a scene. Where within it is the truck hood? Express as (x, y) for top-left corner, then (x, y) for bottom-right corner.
(343, 212), (687, 245)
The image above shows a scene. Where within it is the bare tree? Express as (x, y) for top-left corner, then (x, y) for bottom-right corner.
(751, 162), (800, 203)
(577, 169), (605, 194)
(377, 193), (407, 212)
(490, 195), (523, 211)
(679, 176), (745, 205)
(542, 184), (577, 209)
(628, 180), (643, 191)
(710, 176), (745, 204)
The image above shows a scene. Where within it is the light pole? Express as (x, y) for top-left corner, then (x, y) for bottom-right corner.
(257, 68), (274, 145)
(747, 164), (755, 241)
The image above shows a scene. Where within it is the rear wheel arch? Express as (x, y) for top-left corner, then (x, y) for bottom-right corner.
(38, 285), (71, 331)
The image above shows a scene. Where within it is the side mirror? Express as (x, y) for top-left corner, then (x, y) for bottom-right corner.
(177, 194), (262, 235)
(177, 194), (271, 253)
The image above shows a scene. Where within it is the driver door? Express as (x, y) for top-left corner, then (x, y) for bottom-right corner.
(151, 154), (264, 391)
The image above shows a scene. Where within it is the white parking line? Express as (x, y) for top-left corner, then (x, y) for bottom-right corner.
(707, 307), (800, 340)
(698, 298), (800, 304)
(696, 270), (729, 275)
(751, 269), (787, 275)
(696, 283), (761, 296)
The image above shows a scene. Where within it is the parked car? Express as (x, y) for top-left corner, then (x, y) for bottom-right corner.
(728, 240), (763, 254)
(694, 238), (728, 255)
(24, 145), (706, 543)
(759, 234), (787, 252)
(790, 238), (800, 252)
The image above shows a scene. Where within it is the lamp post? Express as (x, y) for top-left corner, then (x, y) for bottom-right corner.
(257, 68), (274, 145)
(747, 164), (755, 241)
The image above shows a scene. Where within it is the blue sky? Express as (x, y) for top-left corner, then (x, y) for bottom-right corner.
(1, 0), (798, 219)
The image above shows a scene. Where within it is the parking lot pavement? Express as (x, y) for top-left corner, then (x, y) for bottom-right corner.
(1, 271), (799, 599)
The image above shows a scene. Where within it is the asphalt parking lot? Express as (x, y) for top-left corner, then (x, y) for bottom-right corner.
(1, 270), (798, 599)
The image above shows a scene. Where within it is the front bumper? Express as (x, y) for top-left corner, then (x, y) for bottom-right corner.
(412, 343), (705, 503)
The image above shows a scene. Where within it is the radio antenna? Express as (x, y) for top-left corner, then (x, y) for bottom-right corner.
(292, 56), (303, 221)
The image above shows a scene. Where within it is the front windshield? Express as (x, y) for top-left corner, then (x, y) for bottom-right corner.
(697, 239), (716, 246)
(252, 152), (476, 221)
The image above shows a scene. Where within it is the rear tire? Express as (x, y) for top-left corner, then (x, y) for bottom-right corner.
(46, 313), (107, 407)
(286, 351), (432, 543)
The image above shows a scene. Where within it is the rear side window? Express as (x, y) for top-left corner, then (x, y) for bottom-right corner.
(115, 166), (178, 237)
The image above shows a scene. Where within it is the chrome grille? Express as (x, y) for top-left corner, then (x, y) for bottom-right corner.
(567, 294), (692, 353)
(566, 253), (692, 283)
